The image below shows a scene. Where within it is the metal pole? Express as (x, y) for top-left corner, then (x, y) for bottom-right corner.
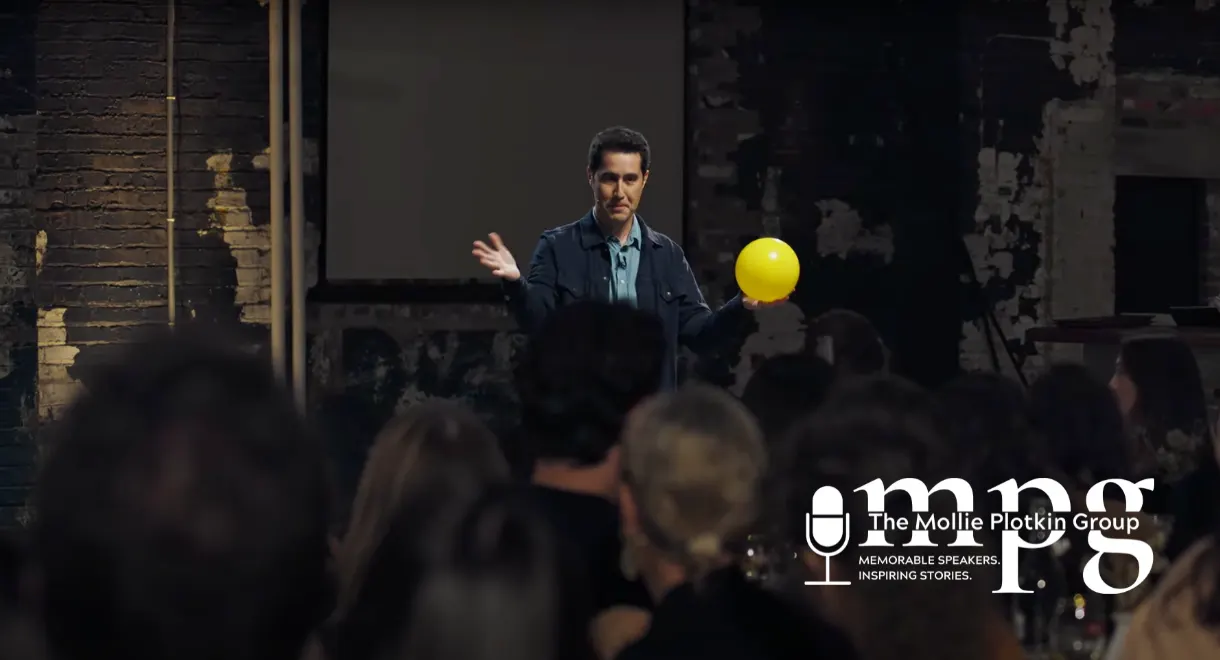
(288, 0), (306, 410)
(166, 0), (177, 326)
(269, 0), (286, 381)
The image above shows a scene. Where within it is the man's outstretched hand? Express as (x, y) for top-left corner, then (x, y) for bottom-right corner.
(743, 296), (789, 310)
(472, 232), (520, 282)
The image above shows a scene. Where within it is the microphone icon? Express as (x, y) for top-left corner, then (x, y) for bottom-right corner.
(804, 486), (852, 586)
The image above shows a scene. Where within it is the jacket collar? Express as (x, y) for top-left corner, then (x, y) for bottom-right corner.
(578, 210), (663, 250)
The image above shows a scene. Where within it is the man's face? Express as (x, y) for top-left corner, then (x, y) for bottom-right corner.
(589, 151), (648, 224)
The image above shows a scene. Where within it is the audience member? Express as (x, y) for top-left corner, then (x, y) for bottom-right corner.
(616, 385), (856, 660)
(773, 375), (1018, 660)
(31, 329), (331, 660)
(740, 353), (835, 445)
(390, 485), (581, 660)
(935, 372), (1048, 494)
(805, 309), (888, 378)
(1029, 364), (1161, 616)
(738, 353), (836, 583)
(21, 302), (1220, 660)
(1121, 488), (1220, 658)
(1112, 335), (1220, 561)
(1029, 363), (1131, 489)
(515, 301), (665, 621)
(326, 401), (511, 660)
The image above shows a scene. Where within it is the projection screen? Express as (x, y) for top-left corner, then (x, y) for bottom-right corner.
(326, 1), (686, 282)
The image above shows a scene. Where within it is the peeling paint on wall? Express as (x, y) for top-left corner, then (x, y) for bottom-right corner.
(36, 307), (80, 421)
(962, 144), (1050, 376)
(33, 230), (45, 276)
(960, 0), (1116, 374)
(727, 161), (807, 394)
(967, 148), (1043, 285)
(1048, 0), (1115, 87)
(206, 151), (271, 325)
(728, 304), (806, 395)
(814, 199), (895, 263)
(252, 139), (324, 288)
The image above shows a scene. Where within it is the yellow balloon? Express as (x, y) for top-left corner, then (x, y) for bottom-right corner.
(735, 238), (799, 303)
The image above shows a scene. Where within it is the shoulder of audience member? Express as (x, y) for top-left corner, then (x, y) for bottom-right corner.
(1122, 537), (1219, 660)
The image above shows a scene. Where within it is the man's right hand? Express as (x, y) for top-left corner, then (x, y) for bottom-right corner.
(471, 232), (520, 282)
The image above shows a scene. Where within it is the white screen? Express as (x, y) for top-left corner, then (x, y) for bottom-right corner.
(325, 1), (686, 281)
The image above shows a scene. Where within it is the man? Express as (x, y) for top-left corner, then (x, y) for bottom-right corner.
(514, 302), (666, 652)
(472, 126), (783, 389)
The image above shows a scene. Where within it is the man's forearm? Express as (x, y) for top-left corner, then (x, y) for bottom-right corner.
(681, 293), (749, 353)
(502, 279), (552, 334)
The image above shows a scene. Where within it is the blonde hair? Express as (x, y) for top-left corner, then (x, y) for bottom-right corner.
(620, 385), (766, 578)
(333, 400), (508, 617)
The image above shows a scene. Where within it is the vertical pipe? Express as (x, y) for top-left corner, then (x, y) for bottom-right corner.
(269, 0), (286, 382)
(288, 0), (306, 411)
(166, 0), (177, 326)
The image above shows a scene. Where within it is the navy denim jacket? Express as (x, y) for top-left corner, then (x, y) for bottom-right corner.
(502, 212), (749, 390)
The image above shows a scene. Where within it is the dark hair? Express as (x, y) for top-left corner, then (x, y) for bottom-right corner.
(739, 353), (834, 445)
(935, 372), (1047, 489)
(515, 302), (665, 466)
(33, 328), (331, 660)
(392, 486), (581, 660)
(1119, 335), (1212, 456)
(1028, 364), (1130, 487)
(1119, 336), (1220, 628)
(805, 309), (887, 377)
(587, 126), (651, 173)
(772, 375), (995, 660)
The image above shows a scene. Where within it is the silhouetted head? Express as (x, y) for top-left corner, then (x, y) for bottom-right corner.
(935, 372), (1047, 489)
(739, 353), (835, 447)
(388, 486), (577, 660)
(806, 309), (887, 378)
(1029, 363), (1130, 487)
(333, 400), (509, 621)
(773, 375), (996, 660)
(620, 385), (767, 592)
(515, 302), (665, 470)
(33, 328), (330, 660)
(1112, 335), (1211, 481)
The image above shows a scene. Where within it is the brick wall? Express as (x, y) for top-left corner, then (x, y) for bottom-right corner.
(4, 0), (1220, 521)
(955, 1), (1220, 375)
(36, 0), (274, 426)
(0, 0), (39, 526)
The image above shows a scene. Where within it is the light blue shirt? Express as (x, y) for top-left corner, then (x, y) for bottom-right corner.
(605, 214), (642, 307)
